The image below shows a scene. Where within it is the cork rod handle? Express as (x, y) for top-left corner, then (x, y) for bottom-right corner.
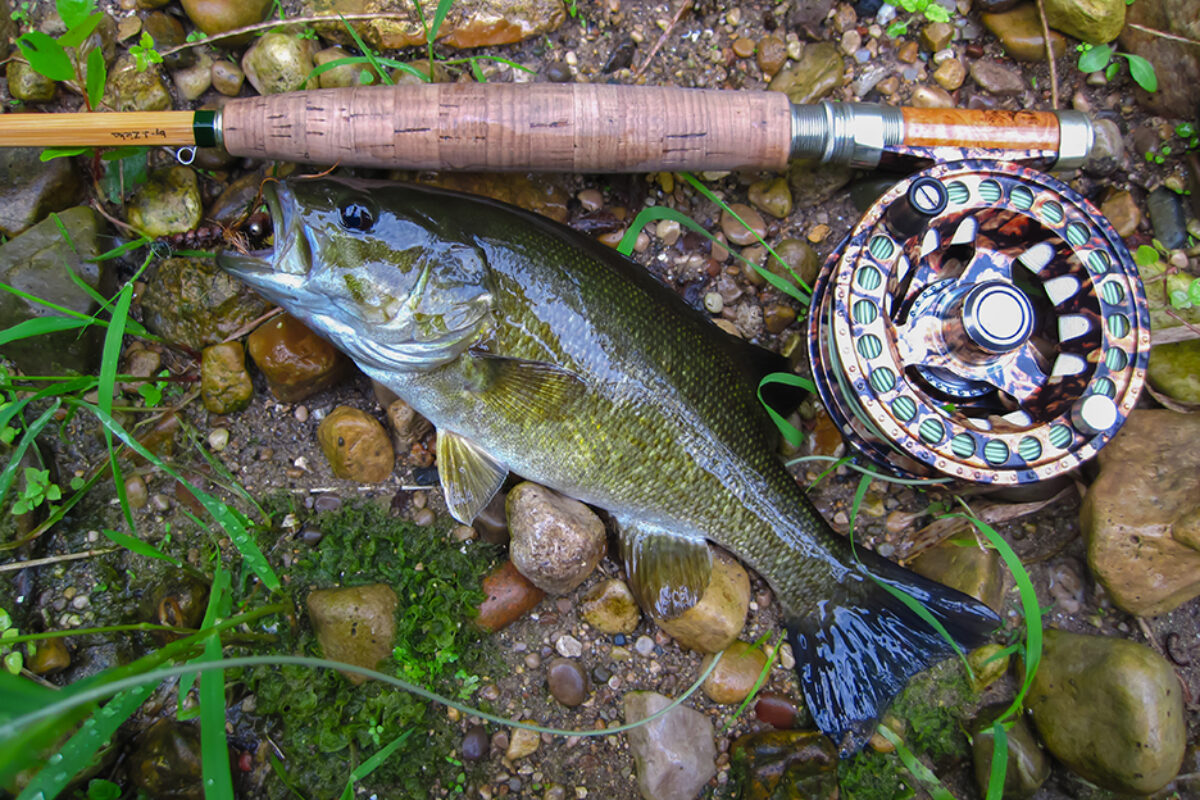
(219, 83), (795, 173)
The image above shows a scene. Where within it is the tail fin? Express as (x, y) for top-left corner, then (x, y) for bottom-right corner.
(787, 546), (1000, 757)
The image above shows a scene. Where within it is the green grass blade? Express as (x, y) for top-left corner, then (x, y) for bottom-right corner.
(875, 724), (959, 800)
(428, 0), (455, 43)
(180, 565), (231, 720)
(15, 683), (155, 800)
(0, 316), (91, 346)
(199, 568), (234, 799)
(338, 730), (414, 800)
(757, 372), (814, 447)
(99, 283), (134, 531)
(985, 721), (1009, 800)
(99, 527), (183, 567)
(0, 399), (60, 507)
(338, 14), (397, 85)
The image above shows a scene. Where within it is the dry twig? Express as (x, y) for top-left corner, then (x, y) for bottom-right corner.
(633, 0), (694, 80)
(1035, 0), (1060, 109)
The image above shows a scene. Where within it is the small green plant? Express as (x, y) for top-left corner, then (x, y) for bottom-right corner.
(1077, 42), (1157, 93)
(11, 466), (61, 516)
(0, 608), (21, 675)
(1177, 122), (1199, 151)
(128, 31), (164, 73)
(885, 0), (953, 37)
(14, 0), (107, 110)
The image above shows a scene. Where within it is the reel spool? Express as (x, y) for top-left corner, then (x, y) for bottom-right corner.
(807, 159), (1150, 484)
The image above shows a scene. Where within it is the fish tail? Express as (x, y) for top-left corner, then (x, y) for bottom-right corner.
(785, 544), (1000, 756)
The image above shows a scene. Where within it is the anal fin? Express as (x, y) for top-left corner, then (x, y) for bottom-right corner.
(436, 430), (508, 526)
(787, 545), (1000, 757)
(617, 518), (713, 619)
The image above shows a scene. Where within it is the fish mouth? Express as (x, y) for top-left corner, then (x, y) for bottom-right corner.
(217, 181), (310, 301)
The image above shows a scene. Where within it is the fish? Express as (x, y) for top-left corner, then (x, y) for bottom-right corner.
(218, 176), (1000, 755)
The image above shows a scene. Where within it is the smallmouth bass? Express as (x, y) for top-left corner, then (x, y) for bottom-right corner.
(219, 177), (999, 754)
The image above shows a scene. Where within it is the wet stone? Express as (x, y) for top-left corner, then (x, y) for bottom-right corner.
(211, 59), (245, 95)
(1026, 629), (1185, 795)
(767, 42), (844, 104)
(144, 11), (191, 70)
(129, 719), (203, 800)
(729, 730), (838, 800)
(475, 560), (545, 632)
(1082, 409), (1200, 615)
(970, 703), (1049, 799)
(28, 636), (70, 674)
(732, 37), (756, 59)
(181, 0), (273, 37)
(933, 59), (966, 91)
(547, 657), (589, 706)
(756, 35), (787, 76)
(507, 482), (606, 594)
(755, 693), (801, 729)
(968, 643), (1010, 692)
(124, 474), (150, 510)
(125, 166), (203, 238)
(920, 21), (954, 51)
(316, 406), (395, 483)
(6, 61), (56, 103)
(105, 54), (171, 111)
(652, 548), (749, 653)
(242, 33), (315, 94)
(701, 640), (768, 704)
(763, 303), (797, 334)
(910, 533), (1004, 612)
(1083, 117), (1125, 177)
(246, 314), (349, 402)
(0, 148), (81, 238)
(506, 726), (541, 760)
(314, 46), (375, 88)
(911, 84), (956, 107)
(982, 4), (1069, 61)
(1044, 0), (1125, 43)
(1100, 188), (1140, 238)
(461, 725), (489, 761)
(1149, 340), (1200, 405)
(172, 51), (213, 101)
(624, 691), (717, 800)
(969, 59), (1026, 96)
(721, 203), (767, 245)
(787, 159), (853, 210)
(579, 578), (641, 634)
(1147, 186), (1188, 249)
(1120, 0), (1200, 117)
(747, 177), (793, 220)
(307, 584), (398, 685)
(201, 342), (253, 415)
(142, 258), (268, 351)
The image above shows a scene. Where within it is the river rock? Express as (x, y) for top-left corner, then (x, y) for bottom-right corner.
(143, 10), (192, 71)
(1044, 0), (1124, 43)
(1120, 0), (1200, 116)
(507, 482), (606, 595)
(506, 726), (541, 760)
(200, 342), (253, 414)
(651, 548), (749, 653)
(307, 584), (398, 685)
(1148, 340), (1200, 404)
(317, 406), (394, 483)
(0, 148), (82, 237)
(546, 657), (589, 706)
(910, 534), (1004, 612)
(787, 159), (853, 211)
(579, 578), (641, 634)
(6, 61), (55, 102)
(1083, 117), (1125, 177)
(1025, 629), (1185, 794)
(129, 719), (203, 800)
(1100, 188), (1140, 238)
(105, 54), (170, 111)
(1147, 186), (1188, 250)
(981, 4), (1068, 61)
(932, 60), (966, 91)
(755, 693), (802, 729)
(729, 730), (838, 800)
(125, 166), (203, 238)
(748, 177), (793, 220)
(624, 691), (716, 800)
(0, 207), (109, 376)
(475, 560), (545, 632)
(969, 60), (1026, 96)
(767, 43), (843, 105)
(27, 637), (70, 675)
(701, 640), (768, 705)
(753, 238), (819, 292)
(172, 51), (213, 101)
(314, 46), (375, 88)
(242, 33), (315, 95)
(970, 704), (1049, 799)
(142, 258), (269, 350)
(967, 643), (1011, 693)
(181, 0), (273, 37)
(1082, 409), (1200, 615)
(246, 314), (349, 402)
(211, 58), (245, 95)
(304, 0), (566, 50)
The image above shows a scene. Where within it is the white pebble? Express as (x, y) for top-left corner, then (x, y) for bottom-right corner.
(556, 634), (584, 658)
(207, 428), (229, 452)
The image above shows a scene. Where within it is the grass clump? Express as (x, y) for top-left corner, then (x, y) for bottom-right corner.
(240, 500), (500, 798)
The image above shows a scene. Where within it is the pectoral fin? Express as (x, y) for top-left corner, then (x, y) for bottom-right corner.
(436, 430), (508, 525)
(467, 351), (585, 422)
(617, 518), (713, 619)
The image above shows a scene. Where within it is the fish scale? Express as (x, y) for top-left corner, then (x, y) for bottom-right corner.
(219, 176), (1000, 754)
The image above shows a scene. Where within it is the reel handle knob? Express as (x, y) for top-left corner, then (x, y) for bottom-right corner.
(884, 176), (949, 240)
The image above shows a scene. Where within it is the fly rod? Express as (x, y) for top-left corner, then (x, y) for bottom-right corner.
(0, 83), (1093, 172)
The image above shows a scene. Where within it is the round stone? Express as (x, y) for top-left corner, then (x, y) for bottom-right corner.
(546, 658), (589, 706)
(461, 725), (489, 761)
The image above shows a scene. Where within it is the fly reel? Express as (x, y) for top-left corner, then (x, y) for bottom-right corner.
(807, 159), (1150, 484)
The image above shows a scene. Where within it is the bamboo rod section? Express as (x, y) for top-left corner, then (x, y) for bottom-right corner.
(0, 111), (198, 147)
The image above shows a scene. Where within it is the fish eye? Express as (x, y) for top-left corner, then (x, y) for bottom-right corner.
(339, 201), (375, 231)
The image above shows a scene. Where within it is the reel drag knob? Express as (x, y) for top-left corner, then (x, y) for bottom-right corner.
(807, 160), (1150, 485)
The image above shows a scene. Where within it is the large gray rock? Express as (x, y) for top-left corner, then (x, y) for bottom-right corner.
(624, 691), (716, 800)
(1120, 0), (1200, 116)
(0, 148), (82, 238)
(507, 482), (606, 595)
(1081, 409), (1200, 616)
(1025, 630), (1185, 795)
(0, 207), (110, 376)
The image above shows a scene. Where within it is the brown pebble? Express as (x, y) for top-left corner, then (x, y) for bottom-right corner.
(897, 40), (919, 63)
(461, 725), (489, 761)
(577, 188), (603, 212)
(763, 303), (797, 334)
(475, 561), (546, 633)
(933, 59), (966, 91)
(721, 203), (767, 246)
(756, 35), (787, 76)
(755, 692), (799, 728)
(414, 507), (436, 526)
(546, 658), (589, 706)
(732, 37), (756, 59)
